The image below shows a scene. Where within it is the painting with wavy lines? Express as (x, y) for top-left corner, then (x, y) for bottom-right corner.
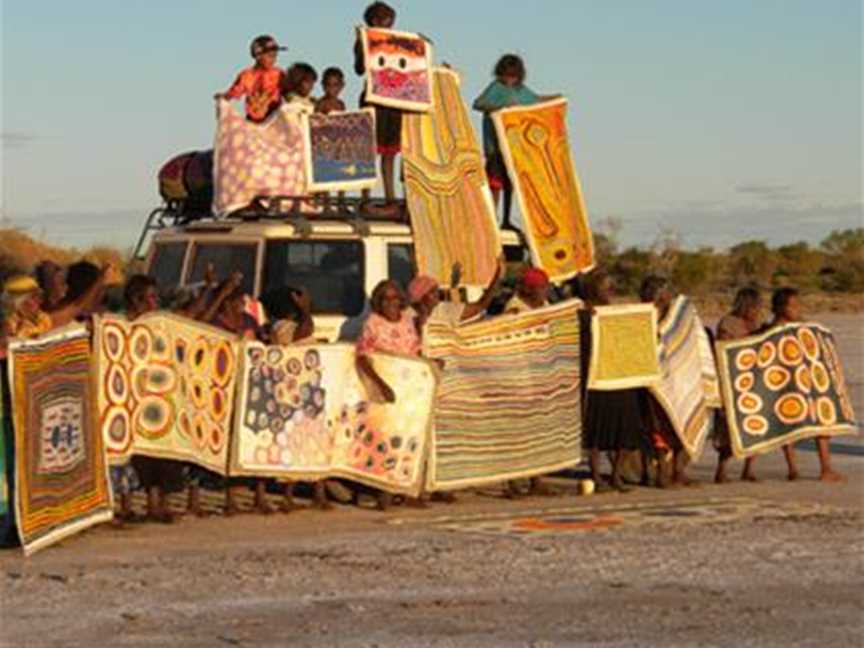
(716, 322), (857, 458)
(423, 300), (583, 491)
(94, 314), (238, 475)
(403, 67), (502, 286)
(650, 296), (716, 458)
(493, 98), (594, 281)
(8, 326), (113, 555)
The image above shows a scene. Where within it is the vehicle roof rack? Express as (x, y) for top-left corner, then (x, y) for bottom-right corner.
(133, 195), (408, 259)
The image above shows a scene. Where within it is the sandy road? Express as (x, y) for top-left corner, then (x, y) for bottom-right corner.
(0, 314), (861, 647)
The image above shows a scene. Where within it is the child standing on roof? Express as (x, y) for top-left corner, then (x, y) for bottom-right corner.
(282, 63), (318, 113)
(316, 67), (347, 115)
(315, 68), (348, 210)
(473, 54), (558, 229)
(216, 35), (287, 123)
(354, 2), (401, 204)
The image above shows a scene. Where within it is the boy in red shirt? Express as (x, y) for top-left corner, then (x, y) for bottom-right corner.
(216, 35), (286, 123)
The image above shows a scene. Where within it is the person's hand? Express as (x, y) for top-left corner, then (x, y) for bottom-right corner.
(218, 272), (243, 296)
(380, 382), (396, 404)
(204, 263), (217, 287)
(291, 288), (311, 313)
(214, 93), (226, 101)
(100, 262), (121, 285)
(450, 261), (463, 288)
(493, 254), (506, 283)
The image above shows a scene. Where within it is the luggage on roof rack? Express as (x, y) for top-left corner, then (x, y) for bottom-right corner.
(158, 150), (214, 215)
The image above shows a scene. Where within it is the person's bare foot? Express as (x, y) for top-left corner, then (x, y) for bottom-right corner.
(376, 492), (393, 511)
(405, 497), (428, 508)
(188, 506), (210, 518)
(611, 477), (632, 494)
(787, 470), (800, 482)
(431, 492), (456, 504)
(255, 500), (275, 515)
(528, 479), (558, 497)
(741, 469), (759, 483)
(146, 510), (176, 524)
(820, 470), (845, 483)
(714, 468), (729, 484)
(503, 482), (522, 499)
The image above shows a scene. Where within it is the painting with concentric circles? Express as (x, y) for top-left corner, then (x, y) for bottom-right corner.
(716, 322), (857, 458)
(94, 314), (238, 475)
(8, 326), (113, 555)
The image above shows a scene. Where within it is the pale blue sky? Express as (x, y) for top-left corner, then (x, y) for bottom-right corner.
(2, 1), (861, 250)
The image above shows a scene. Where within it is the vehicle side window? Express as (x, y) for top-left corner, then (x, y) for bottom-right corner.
(149, 241), (188, 293)
(263, 240), (365, 317)
(188, 243), (257, 295)
(387, 244), (415, 291)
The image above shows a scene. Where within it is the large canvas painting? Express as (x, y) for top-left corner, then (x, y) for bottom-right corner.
(588, 304), (661, 391)
(231, 343), (436, 497)
(302, 109), (378, 192)
(402, 67), (502, 286)
(8, 327), (113, 555)
(492, 98), (594, 281)
(423, 300), (583, 491)
(94, 314), (238, 475)
(359, 27), (433, 111)
(213, 99), (308, 215)
(716, 323), (857, 458)
(650, 297), (715, 457)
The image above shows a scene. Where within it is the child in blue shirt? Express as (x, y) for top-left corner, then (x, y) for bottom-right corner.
(473, 54), (557, 229)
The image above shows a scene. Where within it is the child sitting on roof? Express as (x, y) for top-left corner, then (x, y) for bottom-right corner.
(216, 35), (286, 123)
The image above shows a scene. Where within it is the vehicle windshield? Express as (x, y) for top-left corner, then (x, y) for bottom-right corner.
(263, 240), (366, 317)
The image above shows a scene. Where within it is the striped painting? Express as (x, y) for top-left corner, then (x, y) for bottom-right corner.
(716, 322), (857, 458)
(8, 326), (113, 555)
(424, 300), (583, 491)
(402, 67), (502, 286)
(650, 296), (716, 457)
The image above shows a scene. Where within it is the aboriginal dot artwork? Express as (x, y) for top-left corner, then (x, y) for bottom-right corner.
(94, 314), (238, 475)
(231, 343), (437, 497)
(717, 323), (857, 458)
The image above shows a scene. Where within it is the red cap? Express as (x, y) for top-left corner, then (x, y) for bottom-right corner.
(522, 267), (550, 290)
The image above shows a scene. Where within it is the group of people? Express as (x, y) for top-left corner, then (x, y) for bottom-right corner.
(0, 245), (842, 539)
(216, 1), (555, 224)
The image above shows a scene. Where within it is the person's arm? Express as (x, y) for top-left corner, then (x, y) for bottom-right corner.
(460, 256), (504, 322)
(472, 82), (505, 113)
(353, 35), (366, 76)
(356, 354), (396, 403)
(178, 263), (217, 320)
(49, 264), (112, 327)
(199, 272), (243, 323)
(290, 289), (314, 342)
(215, 71), (247, 100)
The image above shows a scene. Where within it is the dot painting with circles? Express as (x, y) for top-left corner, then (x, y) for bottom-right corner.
(716, 322), (857, 459)
(230, 342), (437, 497)
(94, 314), (239, 475)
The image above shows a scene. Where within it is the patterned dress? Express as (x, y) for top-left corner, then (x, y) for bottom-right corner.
(357, 310), (421, 357)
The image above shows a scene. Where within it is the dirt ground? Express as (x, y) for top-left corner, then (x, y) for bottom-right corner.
(0, 314), (861, 647)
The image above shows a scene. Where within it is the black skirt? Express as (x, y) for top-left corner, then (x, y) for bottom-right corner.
(583, 388), (646, 451)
